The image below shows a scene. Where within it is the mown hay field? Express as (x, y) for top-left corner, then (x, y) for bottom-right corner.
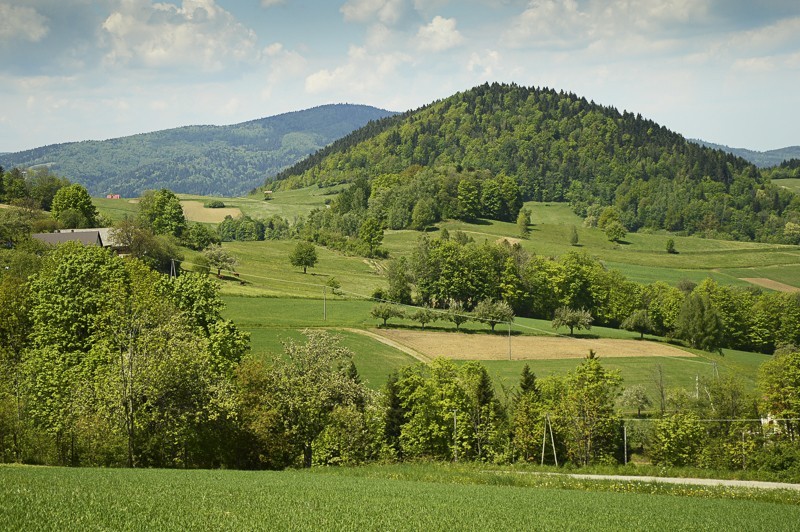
(372, 328), (695, 360)
(179, 200), (242, 223)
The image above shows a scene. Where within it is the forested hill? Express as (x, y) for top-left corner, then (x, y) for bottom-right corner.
(274, 83), (798, 243)
(690, 139), (800, 168)
(0, 104), (394, 197)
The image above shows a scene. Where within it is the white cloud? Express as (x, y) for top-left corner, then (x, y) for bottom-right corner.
(341, 0), (405, 25)
(260, 0), (284, 6)
(503, 0), (713, 50)
(467, 49), (500, 78)
(416, 16), (464, 52)
(0, 3), (49, 42)
(305, 44), (412, 95)
(101, 0), (258, 73)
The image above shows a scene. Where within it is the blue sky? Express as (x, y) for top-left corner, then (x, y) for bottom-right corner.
(1, 0), (798, 153)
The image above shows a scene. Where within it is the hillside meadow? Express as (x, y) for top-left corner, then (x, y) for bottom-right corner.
(2, 464), (799, 531)
(93, 190), (782, 404)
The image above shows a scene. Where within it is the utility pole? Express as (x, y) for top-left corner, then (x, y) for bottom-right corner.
(452, 408), (458, 462)
(508, 322), (512, 360)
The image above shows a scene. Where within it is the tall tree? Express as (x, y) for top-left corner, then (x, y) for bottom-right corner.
(289, 241), (318, 274)
(50, 184), (98, 228)
(138, 189), (186, 237)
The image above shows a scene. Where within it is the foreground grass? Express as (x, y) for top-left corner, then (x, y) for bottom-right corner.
(2, 464), (798, 531)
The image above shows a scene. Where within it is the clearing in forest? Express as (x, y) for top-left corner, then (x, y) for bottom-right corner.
(180, 200), (242, 223)
(371, 329), (695, 361)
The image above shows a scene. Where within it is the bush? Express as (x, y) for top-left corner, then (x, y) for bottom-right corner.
(204, 200), (226, 208)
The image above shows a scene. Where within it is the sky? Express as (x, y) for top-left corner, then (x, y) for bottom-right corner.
(1, 0), (799, 154)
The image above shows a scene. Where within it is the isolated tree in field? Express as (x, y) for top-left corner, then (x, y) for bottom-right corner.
(621, 309), (654, 339)
(290, 241), (318, 273)
(570, 225), (579, 246)
(370, 303), (406, 326)
(666, 238), (677, 254)
(138, 188), (186, 237)
(621, 384), (651, 417)
(552, 306), (593, 336)
(51, 183), (98, 228)
(517, 208), (531, 238)
(604, 220), (627, 242)
(204, 245), (238, 277)
(474, 299), (514, 332)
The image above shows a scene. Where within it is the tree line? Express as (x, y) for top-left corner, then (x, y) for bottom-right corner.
(2, 240), (800, 475)
(373, 231), (800, 355)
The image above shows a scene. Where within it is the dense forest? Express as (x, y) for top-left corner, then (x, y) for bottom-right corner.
(0, 104), (394, 197)
(275, 83), (800, 243)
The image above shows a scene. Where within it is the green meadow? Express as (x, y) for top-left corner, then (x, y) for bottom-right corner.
(3, 464), (798, 531)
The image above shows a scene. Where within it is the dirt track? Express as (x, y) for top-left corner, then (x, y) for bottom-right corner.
(741, 277), (799, 292)
(370, 329), (694, 361)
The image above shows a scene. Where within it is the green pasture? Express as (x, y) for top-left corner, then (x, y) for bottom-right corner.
(2, 465), (798, 531)
(774, 178), (800, 194)
(92, 197), (139, 221)
(223, 296), (767, 399)
(245, 327), (417, 389)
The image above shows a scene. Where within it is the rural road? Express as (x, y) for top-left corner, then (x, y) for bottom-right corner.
(531, 472), (800, 491)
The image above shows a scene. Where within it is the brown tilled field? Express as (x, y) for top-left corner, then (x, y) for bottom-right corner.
(372, 329), (694, 361)
(180, 201), (242, 223)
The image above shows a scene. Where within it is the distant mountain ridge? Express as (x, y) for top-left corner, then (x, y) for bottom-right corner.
(0, 104), (395, 197)
(690, 139), (800, 168)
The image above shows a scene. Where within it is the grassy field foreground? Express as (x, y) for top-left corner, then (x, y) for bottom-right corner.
(2, 464), (799, 531)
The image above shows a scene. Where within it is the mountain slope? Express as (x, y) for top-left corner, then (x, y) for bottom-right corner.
(690, 139), (800, 168)
(276, 83), (797, 243)
(0, 104), (395, 197)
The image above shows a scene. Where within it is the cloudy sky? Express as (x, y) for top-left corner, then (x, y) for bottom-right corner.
(1, 0), (798, 153)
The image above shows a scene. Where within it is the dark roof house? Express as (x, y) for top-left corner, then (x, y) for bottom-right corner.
(33, 230), (104, 247)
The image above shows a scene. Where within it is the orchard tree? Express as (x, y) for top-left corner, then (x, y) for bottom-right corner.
(409, 307), (438, 329)
(370, 303), (406, 326)
(570, 225), (579, 246)
(473, 299), (514, 332)
(621, 309), (654, 339)
(552, 306), (593, 336)
(290, 241), (318, 273)
(447, 300), (470, 330)
(621, 384), (651, 417)
(204, 245), (238, 277)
